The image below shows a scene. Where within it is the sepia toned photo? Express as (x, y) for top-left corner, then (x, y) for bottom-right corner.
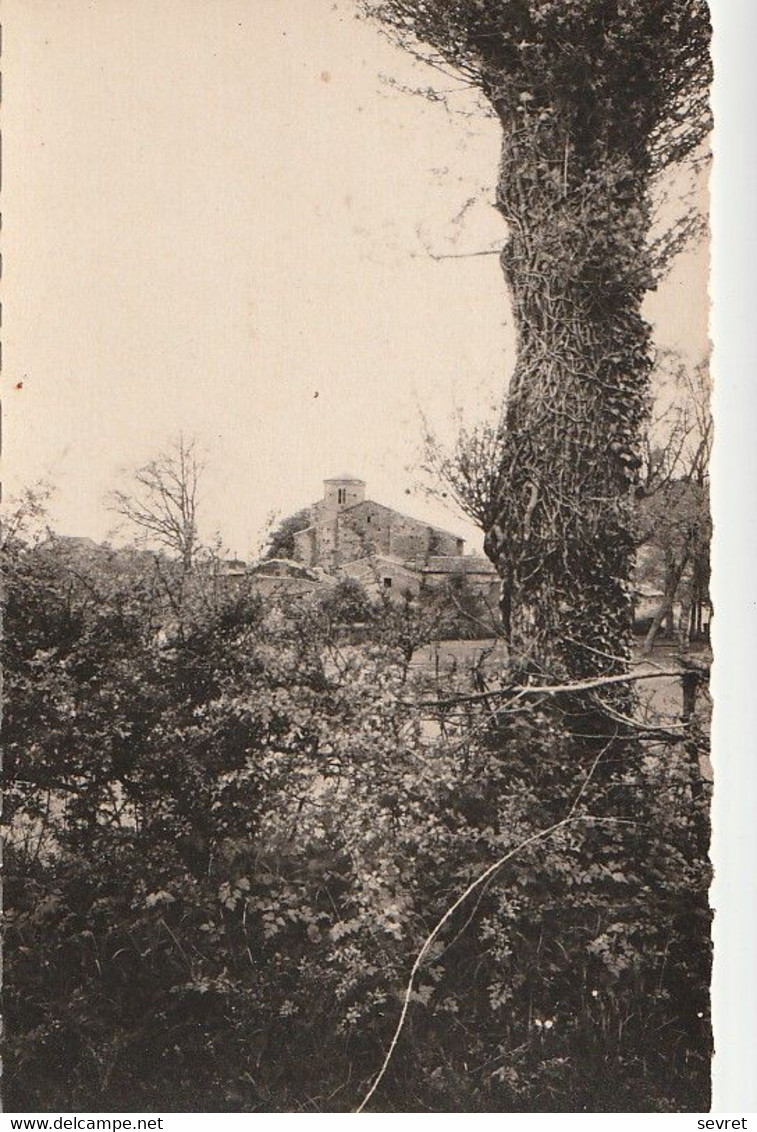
(2, 0), (719, 1114)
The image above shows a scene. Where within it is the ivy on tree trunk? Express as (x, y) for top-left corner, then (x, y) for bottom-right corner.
(485, 112), (652, 679)
(364, 0), (711, 681)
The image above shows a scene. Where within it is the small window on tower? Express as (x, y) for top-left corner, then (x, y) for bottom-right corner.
(337, 488), (346, 504)
(383, 577), (392, 589)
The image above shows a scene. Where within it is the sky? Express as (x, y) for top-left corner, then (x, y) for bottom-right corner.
(3, 0), (709, 558)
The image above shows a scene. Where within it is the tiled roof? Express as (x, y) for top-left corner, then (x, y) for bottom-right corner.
(420, 556), (497, 575)
(340, 554), (419, 573)
(339, 498), (465, 541)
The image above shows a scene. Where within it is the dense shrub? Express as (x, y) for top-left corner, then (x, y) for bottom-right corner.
(418, 571), (502, 640)
(2, 538), (710, 1111)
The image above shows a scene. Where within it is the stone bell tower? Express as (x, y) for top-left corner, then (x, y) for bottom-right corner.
(321, 474), (366, 514)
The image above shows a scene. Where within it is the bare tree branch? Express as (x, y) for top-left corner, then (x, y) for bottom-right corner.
(107, 435), (204, 573)
(355, 737), (628, 1112)
(413, 667), (686, 709)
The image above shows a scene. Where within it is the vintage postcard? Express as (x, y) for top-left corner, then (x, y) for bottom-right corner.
(1, 0), (753, 1118)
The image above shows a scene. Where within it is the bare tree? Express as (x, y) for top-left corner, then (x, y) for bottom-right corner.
(419, 405), (508, 532)
(641, 353), (712, 495)
(636, 354), (712, 651)
(108, 435), (203, 573)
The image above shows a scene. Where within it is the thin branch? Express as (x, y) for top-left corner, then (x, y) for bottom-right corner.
(355, 740), (630, 1113)
(413, 668), (684, 709)
(424, 247), (502, 261)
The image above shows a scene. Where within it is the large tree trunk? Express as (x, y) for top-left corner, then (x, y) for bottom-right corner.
(484, 117), (652, 683)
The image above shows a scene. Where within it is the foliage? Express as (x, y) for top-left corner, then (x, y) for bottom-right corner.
(0, 482), (55, 552)
(2, 7), (714, 1113)
(317, 576), (375, 627)
(635, 479), (710, 607)
(263, 509), (312, 561)
(641, 355), (712, 494)
(419, 570), (501, 639)
(420, 351), (712, 644)
(383, 13), (714, 1084)
(2, 531), (711, 1112)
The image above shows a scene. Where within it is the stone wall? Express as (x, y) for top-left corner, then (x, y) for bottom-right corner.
(387, 513), (462, 561)
(293, 485), (467, 572)
(248, 575), (327, 600)
(338, 502), (462, 566)
(341, 555), (422, 599)
(293, 526), (318, 567)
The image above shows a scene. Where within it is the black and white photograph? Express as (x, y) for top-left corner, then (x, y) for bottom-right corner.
(1, 0), (744, 1116)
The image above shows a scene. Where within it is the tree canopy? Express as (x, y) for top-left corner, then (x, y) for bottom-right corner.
(263, 508), (312, 561)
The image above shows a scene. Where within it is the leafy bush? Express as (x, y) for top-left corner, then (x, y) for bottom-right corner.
(419, 571), (502, 640)
(2, 536), (710, 1111)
